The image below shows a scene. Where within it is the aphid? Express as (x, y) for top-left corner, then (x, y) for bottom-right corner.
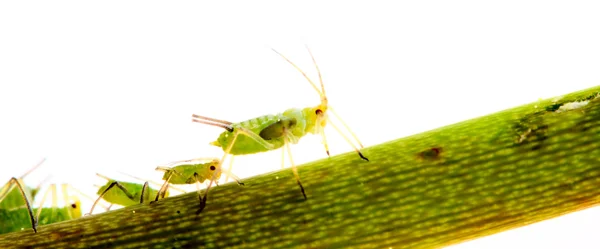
(154, 158), (240, 213)
(0, 159), (46, 233)
(191, 47), (368, 212)
(88, 173), (163, 215)
(1, 181), (84, 234)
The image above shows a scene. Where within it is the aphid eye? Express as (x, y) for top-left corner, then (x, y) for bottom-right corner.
(210, 166), (216, 171)
(71, 203), (77, 208)
(315, 109), (323, 115)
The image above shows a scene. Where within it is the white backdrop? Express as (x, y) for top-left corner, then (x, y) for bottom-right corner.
(1, 1), (600, 248)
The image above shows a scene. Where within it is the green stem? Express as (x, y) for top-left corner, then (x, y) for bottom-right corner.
(1, 86), (599, 249)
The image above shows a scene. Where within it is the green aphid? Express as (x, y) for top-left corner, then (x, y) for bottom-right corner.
(154, 158), (241, 214)
(88, 173), (165, 215)
(190, 47), (368, 213)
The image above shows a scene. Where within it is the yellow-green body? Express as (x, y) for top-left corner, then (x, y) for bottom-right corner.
(212, 107), (321, 155)
(97, 181), (165, 207)
(0, 183), (82, 235)
(160, 159), (222, 185)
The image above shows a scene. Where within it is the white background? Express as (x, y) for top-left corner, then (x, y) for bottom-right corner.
(1, 1), (600, 248)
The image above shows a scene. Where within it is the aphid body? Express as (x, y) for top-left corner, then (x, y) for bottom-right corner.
(88, 173), (165, 215)
(191, 47), (368, 212)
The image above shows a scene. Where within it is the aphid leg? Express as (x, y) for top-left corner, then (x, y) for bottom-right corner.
(329, 107), (365, 149)
(61, 184), (73, 220)
(155, 171), (175, 202)
(221, 169), (243, 186)
(107, 203), (113, 211)
(318, 116), (330, 157)
(35, 184), (56, 227)
(326, 116), (369, 161)
(284, 138), (307, 200)
(196, 170), (220, 215)
(88, 181), (136, 215)
(0, 178), (37, 233)
(140, 181), (150, 204)
(224, 156), (235, 183)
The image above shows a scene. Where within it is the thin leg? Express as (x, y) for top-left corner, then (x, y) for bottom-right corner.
(88, 181), (136, 215)
(224, 156), (235, 183)
(61, 183), (75, 220)
(197, 129), (242, 214)
(140, 181), (149, 204)
(35, 184), (56, 228)
(284, 138), (307, 200)
(329, 106), (365, 148)
(106, 203), (113, 211)
(318, 115), (330, 157)
(326, 116), (369, 161)
(2, 178), (37, 233)
(155, 172), (175, 202)
(221, 167), (244, 186)
(196, 172), (217, 215)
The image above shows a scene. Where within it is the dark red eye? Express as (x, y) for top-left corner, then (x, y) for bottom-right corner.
(71, 203), (77, 208)
(210, 166), (216, 171)
(315, 109), (323, 115)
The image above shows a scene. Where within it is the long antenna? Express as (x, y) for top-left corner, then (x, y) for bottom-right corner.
(271, 48), (325, 104)
(20, 158), (47, 179)
(305, 45), (326, 100)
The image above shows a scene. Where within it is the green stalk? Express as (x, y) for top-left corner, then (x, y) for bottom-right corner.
(1, 86), (599, 249)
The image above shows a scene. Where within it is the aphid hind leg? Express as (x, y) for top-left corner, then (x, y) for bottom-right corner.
(0, 178), (37, 233)
(88, 181), (136, 215)
(284, 138), (307, 200)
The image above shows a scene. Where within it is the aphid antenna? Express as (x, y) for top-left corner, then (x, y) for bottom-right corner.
(95, 173), (111, 181)
(19, 158), (47, 179)
(162, 157), (219, 167)
(271, 46), (327, 106)
(34, 174), (54, 191)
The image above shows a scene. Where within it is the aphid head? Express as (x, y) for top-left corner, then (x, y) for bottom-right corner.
(274, 47), (368, 161)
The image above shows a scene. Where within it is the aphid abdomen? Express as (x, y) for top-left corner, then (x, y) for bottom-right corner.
(216, 114), (286, 155)
(97, 181), (142, 207)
